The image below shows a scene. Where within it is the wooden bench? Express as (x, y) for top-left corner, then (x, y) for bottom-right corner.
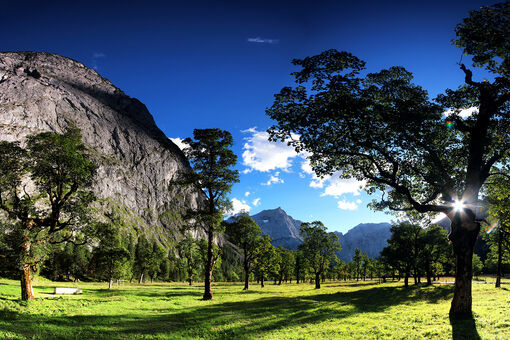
(54, 287), (83, 295)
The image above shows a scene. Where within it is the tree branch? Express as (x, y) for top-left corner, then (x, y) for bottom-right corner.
(460, 64), (482, 89)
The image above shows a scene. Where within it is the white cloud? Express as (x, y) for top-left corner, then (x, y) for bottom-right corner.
(300, 156), (329, 189)
(301, 155), (365, 197)
(169, 137), (187, 151)
(244, 191), (250, 197)
(230, 198), (251, 215)
(337, 200), (359, 210)
(263, 172), (284, 186)
(321, 174), (365, 198)
(356, 199), (362, 204)
(242, 127), (299, 173)
(252, 198), (261, 206)
(247, 37), (279, 44)
(444, 107), (478, 119)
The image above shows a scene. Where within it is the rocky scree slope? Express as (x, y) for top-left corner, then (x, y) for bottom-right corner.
(0, 52), (201, 243)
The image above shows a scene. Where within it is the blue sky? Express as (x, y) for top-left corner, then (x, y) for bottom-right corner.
(1, 0), (497, 233)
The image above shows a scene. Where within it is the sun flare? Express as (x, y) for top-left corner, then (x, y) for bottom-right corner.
(453, 200), (465, 211)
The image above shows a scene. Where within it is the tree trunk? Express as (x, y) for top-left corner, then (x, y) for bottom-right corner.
(404, 273), (409, 287)
(139, 273), (144, 284)
(243, 263), (249, 290)
(315, 272), (321, 289)
(496, 230), (502, 288)
(449, 215), (480, 317)
(203, 228), (214, 300)
(261, 275), (264, 288)
(20, 236), (34, 301)
(426, 261), (432, 286)
(108, 278), (113, 289)
(20, 265), (34, 300)
(189, 277), (193, 286)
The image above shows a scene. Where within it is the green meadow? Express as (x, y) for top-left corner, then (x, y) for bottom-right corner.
(1, 278), (509, 339)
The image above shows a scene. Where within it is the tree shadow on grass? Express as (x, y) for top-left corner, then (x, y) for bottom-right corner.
(0, 284), (458, 339)
(450, 314), (480, 340)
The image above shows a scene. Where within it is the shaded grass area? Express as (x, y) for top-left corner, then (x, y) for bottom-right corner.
(0, 278), (509, 339)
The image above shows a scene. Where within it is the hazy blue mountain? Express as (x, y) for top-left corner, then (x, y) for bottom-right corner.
(334, 223), (392, 262)
(233, 208), (391, 257)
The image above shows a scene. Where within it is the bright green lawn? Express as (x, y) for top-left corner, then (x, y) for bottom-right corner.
(1, 277), (509, 339)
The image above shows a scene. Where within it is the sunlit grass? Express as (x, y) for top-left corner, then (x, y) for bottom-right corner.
(0, 277), (509, 339)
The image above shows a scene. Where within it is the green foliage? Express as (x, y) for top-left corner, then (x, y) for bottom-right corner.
(298, 221), (340, 288)
(472, 254), (484, 277)
(42, 242), (91, 281)
(91, 220), (130, 287)
(133, 236), (167, 283)
(181, 128), (239, 299)
(225, 214), (262, 288)
(253, 235), (278, 285)
(453, 2), (510, 76)
(381, 222), (452, 286)
(181, 128), (239, 231)
(177, 233), (201, 284)
(0, 128), (97, 299)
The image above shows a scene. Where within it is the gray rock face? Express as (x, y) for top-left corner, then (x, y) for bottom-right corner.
(334, 223), (392, 262)
(0, 52), (200, 243)
(243, 208), (391, 256)
(250, 208), (303, 250)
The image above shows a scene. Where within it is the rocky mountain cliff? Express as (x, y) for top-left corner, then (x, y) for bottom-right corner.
(241, 208), (392, 258)
(0, 52), (200, 243)
(334, 223), (392, 262)
(250, 208), (303, 249)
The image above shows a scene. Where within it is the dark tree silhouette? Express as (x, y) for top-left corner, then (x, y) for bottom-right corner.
(267, 3), (509, 316)
(182, 129), (239, 300)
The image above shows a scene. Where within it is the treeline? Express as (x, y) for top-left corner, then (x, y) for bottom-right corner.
(1, 211), (505, 290)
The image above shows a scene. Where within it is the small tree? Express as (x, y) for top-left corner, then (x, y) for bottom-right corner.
(472, 254), (484, 278)
(181, 129), (239, 300)
(422, 225), (451, 285)
(253, 234), (277, 288)
(177, 233), (201, 285)
(381, 223), (423, 287)
(0, 128), (96, 300)
(92, 220), (130, 289)
(352, 249), (364, 281)
(298, 221), (340, 289)
(134, 235), (151, 284)
(147, 241), (166, 282)
(278, 247), (295, 284)
(225, 215), (262, 290)
(485, 173), (510, 287)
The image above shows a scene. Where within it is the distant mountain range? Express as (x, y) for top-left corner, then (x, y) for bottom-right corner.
(231, 208), (392, 262)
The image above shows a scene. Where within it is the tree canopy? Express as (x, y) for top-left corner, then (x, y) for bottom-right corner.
(266, 2), (509, 316)
(298, 221), (340, 289)
(0, 128), (97, 300)
(182, 128), (239, 300)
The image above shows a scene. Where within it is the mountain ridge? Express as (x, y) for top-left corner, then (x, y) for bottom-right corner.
(0, 51), (201, 243)
(237, 208), (392, 260)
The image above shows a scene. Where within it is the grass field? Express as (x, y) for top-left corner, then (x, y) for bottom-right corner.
(1, 277), (509, 339)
